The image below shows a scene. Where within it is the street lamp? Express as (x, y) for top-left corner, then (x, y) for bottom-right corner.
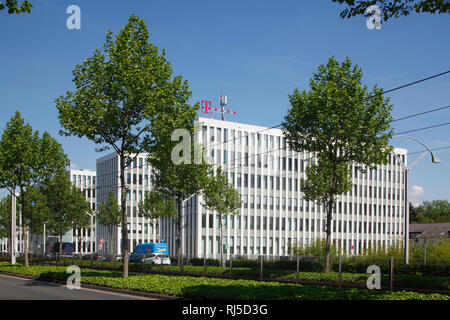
(86, 211), (96, 255)
(11, 190), (17, 265)
(391, 135), (442, 265)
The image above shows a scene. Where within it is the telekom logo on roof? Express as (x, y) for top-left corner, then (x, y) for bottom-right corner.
(200, 96), (237, 120)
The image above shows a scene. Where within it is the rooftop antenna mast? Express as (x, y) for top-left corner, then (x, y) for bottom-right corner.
(200, 94), (237, 120)
(219, 94), (227, 121)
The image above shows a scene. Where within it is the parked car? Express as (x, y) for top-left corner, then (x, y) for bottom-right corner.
(142, 253), (171, 265)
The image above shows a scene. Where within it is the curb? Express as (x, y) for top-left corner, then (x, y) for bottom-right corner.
(0, 272), (181, 300)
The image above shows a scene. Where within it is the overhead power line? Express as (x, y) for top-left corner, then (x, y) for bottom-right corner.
(391, 104), (450, 123)
(199, 70), (450, 151)
(394, 122), (450, 136)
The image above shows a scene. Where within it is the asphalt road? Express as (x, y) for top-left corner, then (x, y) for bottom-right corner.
(0, 274), (155, 300)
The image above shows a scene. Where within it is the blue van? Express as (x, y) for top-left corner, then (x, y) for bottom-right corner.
(129, 243), (169, 262)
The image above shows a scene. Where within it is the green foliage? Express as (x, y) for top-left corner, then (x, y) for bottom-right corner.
(410, 238), (450, 260)
(0, 111), (69, 266)
(189, 258), (221, 267)
(55, 14), (200, 277)
(21, 186), (49, 236)
(202, 167), (242, 266)
(97, 192), (122, 227)
(138, 190), (177, 221)
(410, 200), (450, 223)
(0, 263), (448, 300)
(292, 238), (339, 258)
(43, 172), (91, 250)
(332, 0), (450, 22)
(148, 122), (212, 264)
(0, 194), (17, 238)
(0, 0), (32, 14)
(300, 158), (352, 203)
(282, 56), (394, 273)
(203, 167), (242, 216)
(283, 56), (394, 169)
(360, 239), (405, 258)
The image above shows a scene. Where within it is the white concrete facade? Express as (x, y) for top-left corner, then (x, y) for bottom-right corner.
(189, 117), (408, 260)
(96, 153), (160, 256)
(95, 117), (407, 260)
(68, 169), (97, 254)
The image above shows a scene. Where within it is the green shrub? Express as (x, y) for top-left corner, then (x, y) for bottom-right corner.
(189, 258), (221, 267)
(0, 262), (448, 300)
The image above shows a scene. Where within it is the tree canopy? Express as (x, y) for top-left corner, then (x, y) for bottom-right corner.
(332, 0), (450, 22)
(0, 0), (32, 14)
(410, 200), (450, 223)
(0, 111), (69, 266)
(202, 167), (242, 266)
(55, 14), (201, 277)
(282, 56), (394, 273)
(43, 171), (91, 256)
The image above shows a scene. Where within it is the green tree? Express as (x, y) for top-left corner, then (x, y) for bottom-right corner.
(0, 195), (18, 242)
(97, 191), (122, 261)
(0, 0), (32, 14)
(292, 238), (338, 258)
(332, 0), (450, 22)
(138, 190), (177, 244)
(21, 186), (49, 256)
(43, 172), (91, 258)
(409, 202), (421, 223)
(413, 200), (450, 223)
(202, 167), (242, 267)
(55, 14), (197, 278)
(282, 56), (394, 273)
(148, 123), (212, 266)
(0, 111), (68, 266)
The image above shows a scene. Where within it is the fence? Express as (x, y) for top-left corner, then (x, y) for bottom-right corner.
(1, 251), (448, 293)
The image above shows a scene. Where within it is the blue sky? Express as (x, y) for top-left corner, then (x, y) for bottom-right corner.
(0, 0), (449, 203)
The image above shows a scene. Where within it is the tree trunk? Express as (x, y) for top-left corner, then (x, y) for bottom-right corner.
(220, 215), (224, 268)
(20, 193), (29, 267)
(324, 198), (334, 274)
(176, 199), (182, 267)
(120, 154), (129, 278)
(324, 163), (338, 274)
(23, 224), (28, 267)
(59, 233), (63, 261)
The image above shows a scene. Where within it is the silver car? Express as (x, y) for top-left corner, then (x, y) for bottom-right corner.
(142, 253), (171, 265)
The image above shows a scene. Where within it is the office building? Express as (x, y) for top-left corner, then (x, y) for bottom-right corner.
(96, 116), (408, 260)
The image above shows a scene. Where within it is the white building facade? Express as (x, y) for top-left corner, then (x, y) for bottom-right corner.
(96, 117), (408, 260)
(96, 153), (160, 256)
(178, 117), (408, 260)
(68, 169), (97, 254)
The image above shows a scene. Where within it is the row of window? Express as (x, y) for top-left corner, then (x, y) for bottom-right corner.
(203, 126), (288, 150)
(203, 125), (406, 166)
(72, 174), (96, 187)
(200, 235), (398, 256)
(126, 222), (159, 235)
(126, 173), (153, 186)
(226, 173), (403, 200)
(201, 214), (403, 234)
(240, 194), (402, 216)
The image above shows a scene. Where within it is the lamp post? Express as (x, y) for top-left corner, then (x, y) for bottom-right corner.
(86, 211), (96, 255)
(10, 190), (17, 265)
(391, 135), (442, 265)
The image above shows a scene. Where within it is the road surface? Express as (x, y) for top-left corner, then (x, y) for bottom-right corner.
(0, 274), (156, 300)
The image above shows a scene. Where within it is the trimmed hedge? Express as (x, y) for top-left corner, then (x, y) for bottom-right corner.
(189, 257), (448, 276)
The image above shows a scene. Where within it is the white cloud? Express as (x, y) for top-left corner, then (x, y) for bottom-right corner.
(410, 185), (424, 196)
